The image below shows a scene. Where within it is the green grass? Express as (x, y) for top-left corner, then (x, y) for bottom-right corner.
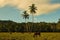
(0, 32), (60, 40)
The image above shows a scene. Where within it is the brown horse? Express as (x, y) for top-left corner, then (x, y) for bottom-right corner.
(33, 32), (41, 37)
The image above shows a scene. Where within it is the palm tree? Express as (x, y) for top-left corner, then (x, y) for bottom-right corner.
(22, 11), (29, 32)
(23, 11), (29, 23)
(29, 4), (37, 23)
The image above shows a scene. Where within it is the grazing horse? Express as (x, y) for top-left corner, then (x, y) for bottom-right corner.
(33, 32), (41, 37)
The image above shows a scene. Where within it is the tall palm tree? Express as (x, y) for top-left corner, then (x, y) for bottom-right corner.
(29, 4), (37, 23)
(22, 11), (29, 32)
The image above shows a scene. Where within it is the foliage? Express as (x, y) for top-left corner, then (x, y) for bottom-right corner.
(0, 20), (60, 32)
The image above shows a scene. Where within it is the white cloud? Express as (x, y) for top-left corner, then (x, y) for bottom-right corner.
(36, 4), (60, 15)
(0, 0), (60, 15)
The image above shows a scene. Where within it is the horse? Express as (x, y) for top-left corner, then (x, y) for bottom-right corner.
(33, 32), (41, 37)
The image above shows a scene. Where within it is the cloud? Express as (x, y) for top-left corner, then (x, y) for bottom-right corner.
(36, 4), (60, 15)
(0, 0), (6, 7)
(0, 0), (8, 7)
(0, 0), (60, 15)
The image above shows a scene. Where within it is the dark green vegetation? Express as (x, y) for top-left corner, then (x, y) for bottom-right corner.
(0, 19), (60, 32)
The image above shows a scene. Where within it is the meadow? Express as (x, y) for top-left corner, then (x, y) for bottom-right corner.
(0, 32), (60, 40)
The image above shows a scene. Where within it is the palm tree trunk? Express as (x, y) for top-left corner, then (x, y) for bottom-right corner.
(25, 19), (26, 23)
(25, 19), (28, 32)
(32, 14), (34, 23)
(31, 13), (34, 32)
(25, 19), (26, 32)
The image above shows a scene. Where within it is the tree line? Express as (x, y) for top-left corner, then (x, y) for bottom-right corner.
(0, 20), (60, 32)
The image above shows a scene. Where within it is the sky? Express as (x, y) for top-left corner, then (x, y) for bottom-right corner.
(0, 0), (60, 23)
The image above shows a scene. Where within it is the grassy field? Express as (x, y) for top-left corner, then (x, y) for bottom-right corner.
(0, 32), (60, 40)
